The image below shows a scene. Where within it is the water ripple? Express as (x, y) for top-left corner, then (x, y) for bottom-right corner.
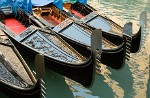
(65, 0), (150, 98)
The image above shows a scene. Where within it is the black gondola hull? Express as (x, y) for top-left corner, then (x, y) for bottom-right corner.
(57, 33), (126, 69)
(0, 80), (41, 98)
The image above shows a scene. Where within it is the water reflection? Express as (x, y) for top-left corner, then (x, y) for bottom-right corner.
(147, 55), (150, 98)
(45, 69), (74, 98)
(1, 0), (149, 98)
(107, 64), (133, 98)
(65, 0), (150, 98)
(65, 63), (132, 98)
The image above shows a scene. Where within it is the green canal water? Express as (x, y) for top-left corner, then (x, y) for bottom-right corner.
(1, 0), (150, 98)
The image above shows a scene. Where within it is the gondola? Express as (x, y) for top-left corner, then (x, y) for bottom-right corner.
(27, 0), (131, 69)
(0, 24), (46, 97)
(61, 0), (147, 53)
(0, 5), (101, 87)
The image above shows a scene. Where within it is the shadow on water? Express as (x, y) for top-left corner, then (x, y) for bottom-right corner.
(89, 73), (114, 98)
(147, 77), (150, 98)
(45, 69), (74, 98)
(147, 55), (150, 98)
(1, 0), (150, 97)
(88, 63), (133, 98)
(67, 73), (115, 98)
(108, 63), (134, 97)
(147, 73), (150, 98)
(70, 63), (133, 98)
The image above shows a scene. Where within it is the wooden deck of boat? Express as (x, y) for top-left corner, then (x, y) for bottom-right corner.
(71, 10), (85, 18)
(0, 30), (33, 85)
(42, 15), (61, 26)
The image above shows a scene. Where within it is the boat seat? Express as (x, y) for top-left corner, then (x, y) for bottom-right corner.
(41, 7), (52, 13)
(63, 3), (72, 11)
(33, 7), (43, 17)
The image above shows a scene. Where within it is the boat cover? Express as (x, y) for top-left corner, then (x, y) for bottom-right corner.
(0, 0), (13, 7)
(31, 0), (63, 10)
(63, 0), (87, 4)
(12, 0), (62, 15)
(63, 0), (76, 3)
(13, 0), (29, 15)
(77, 0), (87, 4)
